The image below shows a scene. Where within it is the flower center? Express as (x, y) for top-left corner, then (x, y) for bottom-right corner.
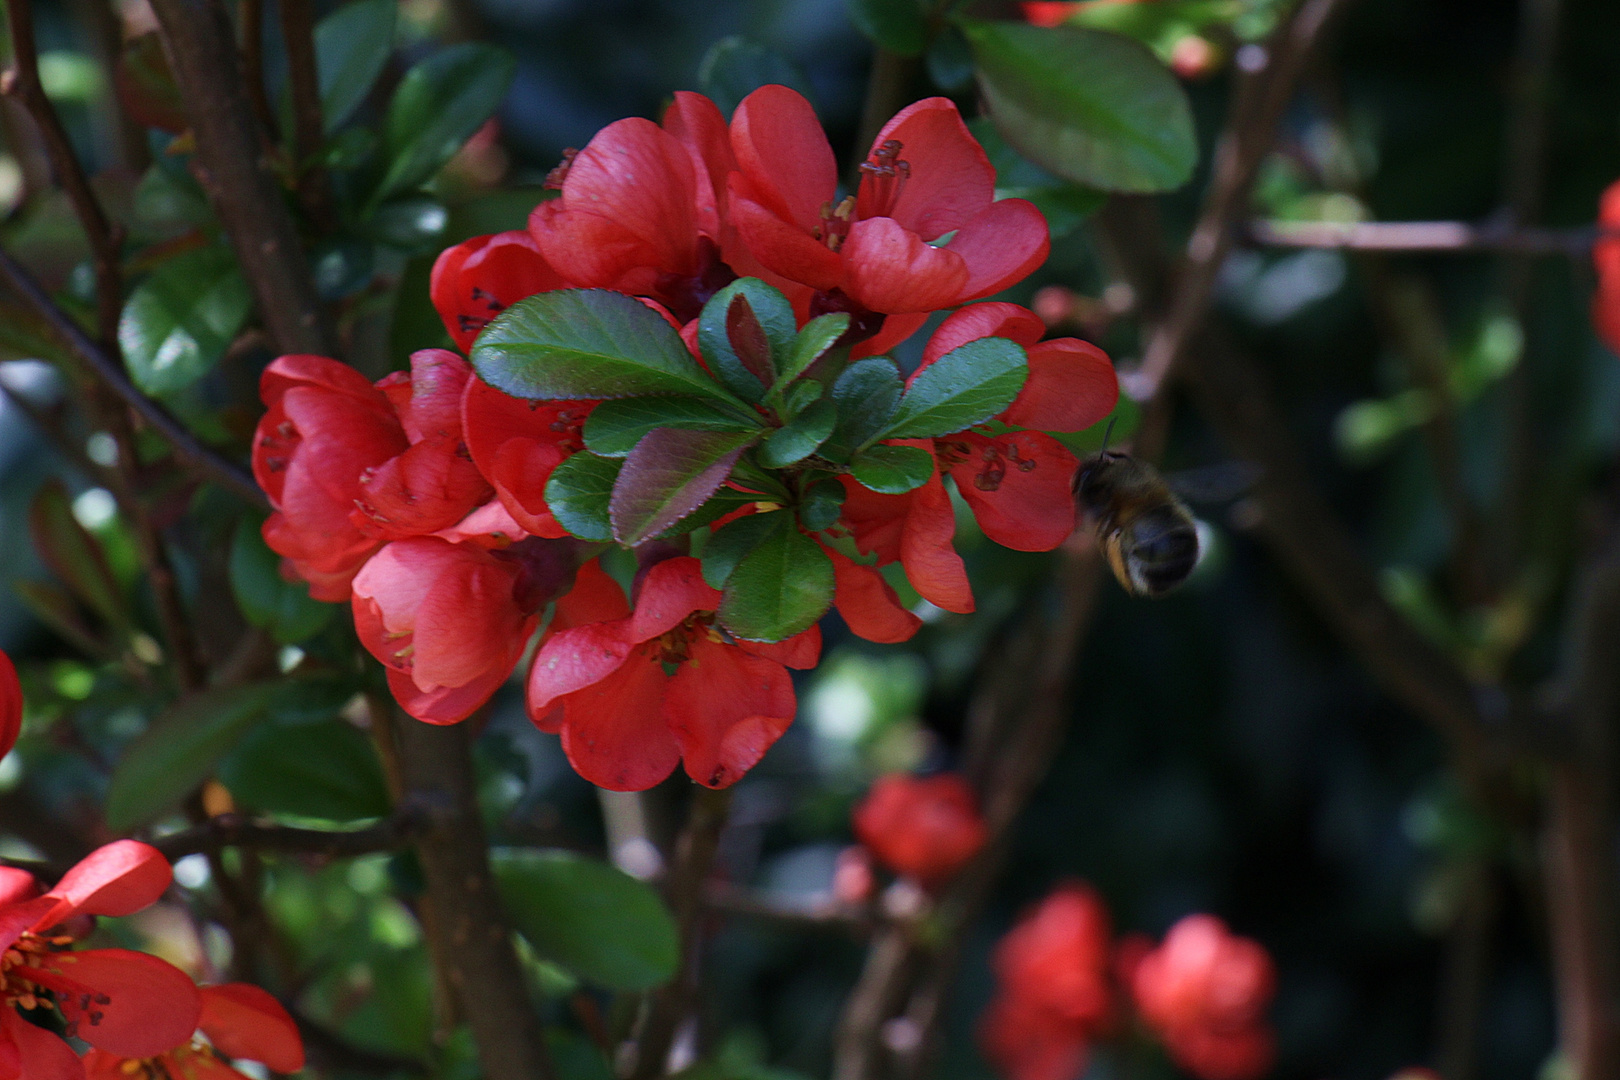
(653, 236), (738, 323)
(936, 438), (1037, 492)
(857, 139), (910, 220)
(654, 613), (723, 670)
(0, 932), (61, 1012)
(816, 196), (857, 251)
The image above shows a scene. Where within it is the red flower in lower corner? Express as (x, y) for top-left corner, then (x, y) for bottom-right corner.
(1127, 915), (1276, 1080)
(0, 841), (200, 1077)
(527, 557), (820, 791)
(84, 982), (303, 1080)
(852, 773), (987, 889)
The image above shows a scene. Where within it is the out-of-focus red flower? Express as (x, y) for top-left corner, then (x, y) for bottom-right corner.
(981, 882), (1116, 1080)
(253, 351), (491, 600)
(83, 982), (304, 1080)
(1020, 2), (1080, 27)
(0, 648), (19, 761)
(461, 378), (594, 539)
(832, 846), (876, 905)
(853, 773), (987, 888)
(527, 557), (819, 791)
(432, 230), (566, 352)
(1129, 914), (1276, 1080)
(0, 841), (200, 1077)
(1591, 180), (1620, 354)
(352, 535), (578, 724)
(728, 87), (1049, 336)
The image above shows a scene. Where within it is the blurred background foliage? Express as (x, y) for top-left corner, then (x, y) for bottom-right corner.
(0, 0), (1618, 1078)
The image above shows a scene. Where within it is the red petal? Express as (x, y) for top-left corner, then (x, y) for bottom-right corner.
(29, 948), (200, 1058)
(1003, 339), (1119, 432)
(900, 473), (974, 613)
(842, 217), (969, 314)
(663, 91), (734, 236)
(460, 379), (589, 537)
(395, 350), (473, 444)
(552, 559), (629, 629)
(946, 432), (1078, 552)
(726, 185), (844, 292)
(977, 994), (1093, 1080)
(1596, 180), (1620, 281)
(837, 476), (909, 564)
(0, 1010), (80, 1080)
(82, 1049), (130, 1080)
(353, 432), (492, 540)
(527, 622), (635, 717)
(1021, 1), (1081, 27)
(0, 649), (19, 763)
(386, 663), (515, 726)
(433, 499), (529, 548)
(666, 637), (795, 789)
(557, 645), (681, 791)
(432, 232), (564, 353)
(944, 198), (1051, 303)
(47, 841), (170, 920)
(0, 867), (37, 909)
(860, 98), (994, 240)
(411, 559), (528, 691)
(920, 303), (1044, 369)
(729, 85), (837, 233)
(351, 538), (466, 637)
(853, 773), (986, 886)
(853, 311), (930, 360)
(736, 624), (822, 669)
(197, 984), (304, 1072)
(826, 548), (921, 643)
(530, 200), (669, 291)
(627, 557), (721, 643)
(257, 354), (384, 415)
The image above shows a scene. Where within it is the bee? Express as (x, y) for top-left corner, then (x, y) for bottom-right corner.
(1073, 447), (1202, 597)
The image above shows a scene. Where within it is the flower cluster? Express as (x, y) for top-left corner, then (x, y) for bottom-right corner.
(255, 85), (1119, 792)
(851, 771), (988, 890)
(980, 882), (1275, 1080)
(1592, 179), (1620, 355)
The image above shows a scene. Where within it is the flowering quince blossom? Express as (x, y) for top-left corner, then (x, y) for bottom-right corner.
(0, 840), (200, 1079)
(852, 772), (987, 889)
(1125, 914), (1276, 1080)
(980, 882), (1116, 1080)
(82, 983), (304, 1080)
(527, 557), (820, 791)
(460, 378), (595, 540)
(432, 230), (565, 353)
(1591, 179), (1620, 355)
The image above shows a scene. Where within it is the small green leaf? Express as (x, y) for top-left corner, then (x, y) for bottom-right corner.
(697, 37), (816, 117)
(611, 429), (758, 546)
(120, 247), (252, 396)
(758, 398), (837, 468)
(474, 290), (743, 406)
(315, 0), (397, 133)
(701, 510), (787, 589)
(218, 719), (391, 822)
(880, 337), (1026, 439)
(545, 453), (622, 542)
(584, 396), (761, 458)
(850, 444), (936, 494)
(797, 477), (846, 532)
(770, 314), (849, 396)
(493, 849), (678, 990)
(822, 357), (904, 460)
(379, 43), (514, 200)
(846, 0), (928, 56)
(718, 524), (834, 642)
(960, 20), (1196, 193)
(784, 379), (825, 416)
(28, 480), (128, 632)
(107, 681), (281, 830)
(230, 518), (335, 644)
(698, 280), (795, 404)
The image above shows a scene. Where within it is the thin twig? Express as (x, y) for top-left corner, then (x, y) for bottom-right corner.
(704, 882), (868, 932)
(1246, 219), (1602, 255)
(279, 0), (336, 231)
(153, 808), (427, 861)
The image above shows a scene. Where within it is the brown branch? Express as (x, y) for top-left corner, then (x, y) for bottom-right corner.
(279, 0), (336, 231)
(238, 0), (279, 143)
(152, 808), (426, 861)
(1247, 219), (1601, 255)
(146, 0), (330, 355)
(704, 882), (868, 932)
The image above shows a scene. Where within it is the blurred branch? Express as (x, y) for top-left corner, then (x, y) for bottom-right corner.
(239, 0), (279, 142)
(1247, 219), (1604, 255)
(153, 808), (427, 861)
(293, 1010), (430, 1076)
(279, 0), (336, 231)
(704, 882), (868, 932)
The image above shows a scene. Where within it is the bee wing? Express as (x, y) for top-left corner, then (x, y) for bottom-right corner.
(1165, 461), (1262, 505)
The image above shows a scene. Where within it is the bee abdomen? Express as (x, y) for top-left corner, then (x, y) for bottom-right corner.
(1124, 505), (1199, 596)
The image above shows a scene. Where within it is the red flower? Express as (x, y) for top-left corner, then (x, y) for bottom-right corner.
(461, 377), (593, 539)
(0, 649), (19, 762)
(852, 773), (987, 889)
(1020, 2), (1080, 27)
(432, 230), (566, 353)
(822, 544), (923, 643)
(527, 557), (819, 791)
(253, 351), (490, 600)
(981, 882), (1116, 1080)
(0, 841), (200, 1077)
(839, 458), (973, 615)
(1129, 914), (1276, 1080)
(83, 982), (304, 1080)
(1592, 179), (1620, 355)
(728, 87), (1049, 323)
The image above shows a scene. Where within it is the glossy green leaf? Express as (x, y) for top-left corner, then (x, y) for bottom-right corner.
(28, 480), (127, 631)
(610, 429), (758, 546)
(474, 290), (742, 406)
(718, 523), (834, 642)
(119, 247), (252, 396)
(880, 337), (1026, 439)
(961, 20), (1196, 193)
(797, 477), (846, 532)
(701, 510), (787, 589)
(379, 43), (514, 199)
(493, 849), (678, 990)
(219, 719), (391, 822)
(822, 357), (904, 461)
(544, 452), (622, 542)
(770, 314), (849, 397)
(584, 396), (761, 458)
(849, 443), (936, 494)
(697, 37), (817, 117)
(316, 0), (397, 133)
(230, 518), (335, 644)
(758, 398), (837, 468)
(698, 279), (795, 404)
(846, 0), (928, 55)
(106, 681), (281, 830)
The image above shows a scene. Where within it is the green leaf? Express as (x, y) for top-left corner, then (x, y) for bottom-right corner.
(770, 314), (849, 397)
(493, 849), (678, 990)
(473, 290), (743, 407)
(584, 396), (761, 458)
(970, 117), (1106, 239)
(849, 443), (936, 494)
(880, 337), (1026, 439)
(960, 20), (1196, 193)
(545, 453), (622, 542)
(368, 196), (449, 251)
(797, 477), (846, 532)
(698, 279), (795, 404)
(784, 379), (825, 416)
(758, 398), (837, 468)
(822, 357), (904, 460)
(701, 510), (787, 589)
(230, 518), (335, 644)
(119, 247), (252, 396)
(219, 719), (391, 822)
(846, 0), (928, 56)
(610, 429), (758, 546)
(697, 37), (817, 118)
(316, 0), (397, 133)
(718, 522), (834, 641)
(28, 480), (128, 632)
(106, 681), (280, 830)
(378, 43), (514, 200)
